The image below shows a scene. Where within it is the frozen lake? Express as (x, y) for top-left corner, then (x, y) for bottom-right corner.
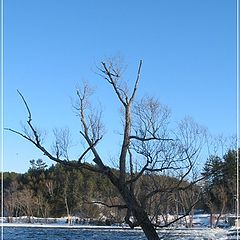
(3, 226), (229, 240)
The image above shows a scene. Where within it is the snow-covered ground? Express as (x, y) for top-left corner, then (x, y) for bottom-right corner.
(0, 213), (228, 226)
(3, 222), (139, 230)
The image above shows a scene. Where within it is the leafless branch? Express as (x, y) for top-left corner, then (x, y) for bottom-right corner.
(87, 201), (127, 210)
(17, 90), (41, 145)
(52, 128), (71, 160)
(129, 60), (142, 103)
(78, 137), (102, 163)
(129, 135), (173, 142)
(101, 62), (127, 106)
(153, 197), (200, 228)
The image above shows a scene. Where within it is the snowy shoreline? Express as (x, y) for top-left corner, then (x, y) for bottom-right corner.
(2, 222), (140, 230)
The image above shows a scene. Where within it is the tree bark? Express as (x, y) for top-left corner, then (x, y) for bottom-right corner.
(106, 170), (160, 240)
(137, 211), (160, 240)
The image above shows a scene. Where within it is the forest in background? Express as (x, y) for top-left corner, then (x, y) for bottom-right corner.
(2, 148), (238, 228)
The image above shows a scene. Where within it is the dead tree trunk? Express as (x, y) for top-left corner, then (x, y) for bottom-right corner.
(106, 170), (159, 239)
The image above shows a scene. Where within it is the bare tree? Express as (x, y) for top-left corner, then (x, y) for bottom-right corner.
(15, 188), (36, 223)
(3, 180), (19, 222)
(6, 60), (207, 240)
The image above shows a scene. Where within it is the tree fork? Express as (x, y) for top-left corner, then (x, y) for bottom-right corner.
(105, 170), (160, 240)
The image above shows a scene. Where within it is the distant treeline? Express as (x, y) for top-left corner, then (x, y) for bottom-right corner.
(1, 148), (238, 227)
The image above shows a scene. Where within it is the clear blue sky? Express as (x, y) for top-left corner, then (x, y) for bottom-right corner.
(3, 0), (237, 173)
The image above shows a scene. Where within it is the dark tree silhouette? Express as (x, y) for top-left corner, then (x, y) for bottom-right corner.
(6, 59), (206, 240)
